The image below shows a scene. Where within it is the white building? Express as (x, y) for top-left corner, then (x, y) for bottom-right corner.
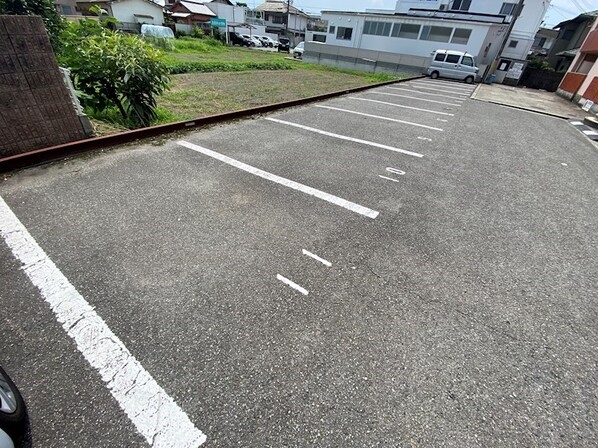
(306, 0), (551, 83)
(254, 0), (309, 41)
(77, 0), (165, 30)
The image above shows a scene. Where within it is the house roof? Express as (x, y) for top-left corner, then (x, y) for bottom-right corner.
(255, 0), (308, 18)
(554, 10), (598, 29)
(175, 0), (216, 16)
(76, 0), (163, 8)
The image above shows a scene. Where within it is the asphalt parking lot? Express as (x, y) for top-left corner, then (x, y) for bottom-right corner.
(1, 78), (598, 447)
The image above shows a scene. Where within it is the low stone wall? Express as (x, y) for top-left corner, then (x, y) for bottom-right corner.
(0, 15), (89, 159)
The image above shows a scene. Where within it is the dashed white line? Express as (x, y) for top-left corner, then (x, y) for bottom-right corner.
(437, 118), (448, 122)
(314, 105), (443, 131)
(418, 136), (432, 141)
(264, 118), (424, 158)
(0, 196), (207, 448)
(302, 249), (332, 267)
(373, 91), (462, 107)
(583, 130), (598, 136)
(385, 86), (467, 101)
(277, 274), (309, 295)
(178, 140), (380, 219)
(570, 121), (584, 126)
(379, 175), (401, 183)
(349, 97), (455, 116)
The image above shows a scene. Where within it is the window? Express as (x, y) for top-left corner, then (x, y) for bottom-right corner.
(451, 28), (471, 45)
(329, 26), (335, 34)
(392, 23), (420, 39)
(451, 0), (471, 11)
(434, 53), (446, 62)
(363, 21), (392, 37)
(336, 27), (353, 40)
(446, 54), (461, 63)
(420, 26), (452, 42)
(61, 4), (74, 14)
(539, 37), (546, 47)
(272, 15), (285, 24)
(461, 56), (474, 66)
(499, 2), (517, 15)
(562, 29), (574, 40)
(508, 39), (518, 48)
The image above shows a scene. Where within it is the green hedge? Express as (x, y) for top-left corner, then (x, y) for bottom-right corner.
(166, 61), (294, 74)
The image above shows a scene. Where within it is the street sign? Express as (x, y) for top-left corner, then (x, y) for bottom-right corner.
(210, 18), (226, 28)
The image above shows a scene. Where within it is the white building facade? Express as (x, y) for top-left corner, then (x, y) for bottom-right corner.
(306, 0), (550, 82)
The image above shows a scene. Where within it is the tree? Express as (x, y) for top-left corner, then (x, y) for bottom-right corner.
(0, 0), (65, 51)
(59, 21), (170, 127)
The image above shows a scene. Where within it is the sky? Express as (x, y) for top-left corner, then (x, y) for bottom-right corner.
(249, 0), (598, 28)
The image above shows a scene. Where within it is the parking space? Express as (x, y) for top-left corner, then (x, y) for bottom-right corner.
(2, 78), (598, 447)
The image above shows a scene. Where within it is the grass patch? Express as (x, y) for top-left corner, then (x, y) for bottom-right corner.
(166, 60), (294, 74)
(156, 69), (407, 121)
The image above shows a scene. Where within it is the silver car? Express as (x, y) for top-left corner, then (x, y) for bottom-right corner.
(426, 49), (479, 84)
(0, 367), (26, 448)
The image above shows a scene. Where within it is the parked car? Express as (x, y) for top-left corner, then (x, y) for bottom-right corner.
(0, 366), (26, 448)
(292, 41), (304, 58)
(278, 37), (291, 53)
(241, 34), (262, 47)
(259, 36), (276, 47)
(229, 32), (252, 47)
(426, 49), (479, 84)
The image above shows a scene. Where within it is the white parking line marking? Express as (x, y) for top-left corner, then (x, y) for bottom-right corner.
(314, 105), (443, 131)
(437, 118), (448, 122)
(350, 97), (455, 116)
(570, 121), (584, 126)
(0, 196), (207, 448)
(415, 80), (474, 90)
(407, 83), (473, 94)
(302, 249), (332, 267)
(385, 87), (467, 100)
(373, 91), (462, 107)
(418, 137), (432, 141)
(264, 118), (424, 158)
(277, 274), (309, 295)
(178, 140), (380, 219)
(583, 130), (598, 136)
(379, 175), (401, 183)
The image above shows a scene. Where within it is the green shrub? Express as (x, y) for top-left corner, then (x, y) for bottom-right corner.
(60, 21), (170, 127)
(366, 72), (399, 83)
(172, 36), (225, 53)
(166, 60), (294, 74)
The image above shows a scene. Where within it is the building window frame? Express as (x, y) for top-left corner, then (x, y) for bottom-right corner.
(450, 0), (472, 12)
(336, 26), (353, 40)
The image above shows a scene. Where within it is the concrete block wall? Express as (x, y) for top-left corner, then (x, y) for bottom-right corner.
(0, 15), (88, 159)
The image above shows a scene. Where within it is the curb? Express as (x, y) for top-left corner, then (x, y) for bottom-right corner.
(471, 98), (571, 120)
(0, 75), (425, 173)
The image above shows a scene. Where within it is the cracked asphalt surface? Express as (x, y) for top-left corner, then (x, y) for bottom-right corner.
(1, 78), (598, 447)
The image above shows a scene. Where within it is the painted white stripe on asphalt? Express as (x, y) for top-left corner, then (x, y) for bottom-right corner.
(583, 130), (598, 135)
(407, 83), (473, 94)
(373, 91), (462, 107)
(350, 97), (455, 116)
(415, 80), (474, 90)
(0, 196), (206, 448)
(314, 105), (443, 131)
(178, 140), (380, 219)
(277, 274), (309, 295)
(570, 121), (583, 126)
(302, 249), (332, 267)
(264, 118), (424, 158)
(379, 175), (401, 183)
(385, 87), (466, 101)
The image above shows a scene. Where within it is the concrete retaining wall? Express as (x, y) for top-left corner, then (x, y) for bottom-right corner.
(0, 15), (89, 158)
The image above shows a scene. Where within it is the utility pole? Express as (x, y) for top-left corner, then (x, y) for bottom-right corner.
(483, 0), (525, 82)
(285, 0), (290, 33)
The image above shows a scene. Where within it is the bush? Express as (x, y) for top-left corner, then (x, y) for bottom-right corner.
(60, 21), (170, 127)
(172, 36), (225, 53)
(166, 60), (294, 74)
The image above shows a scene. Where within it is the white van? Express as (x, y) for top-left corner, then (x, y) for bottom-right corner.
(426, 50), (479, 84)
